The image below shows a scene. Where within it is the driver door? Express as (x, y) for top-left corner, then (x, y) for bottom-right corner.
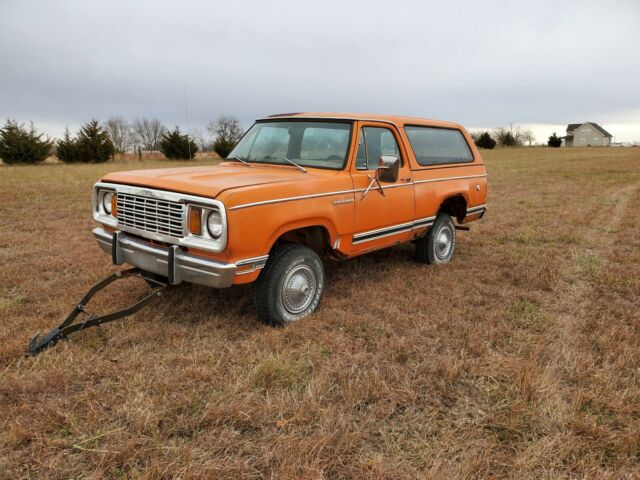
(350, 122), (415, 251)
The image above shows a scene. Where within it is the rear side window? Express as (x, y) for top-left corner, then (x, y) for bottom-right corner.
(404, 126), (473, 166)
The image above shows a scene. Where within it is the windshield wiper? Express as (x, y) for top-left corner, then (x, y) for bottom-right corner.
(282, 157), (307, 173)
(227, 156), (251, 167)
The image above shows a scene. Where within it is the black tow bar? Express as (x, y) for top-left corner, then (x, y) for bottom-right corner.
(28, 268), (168, 355)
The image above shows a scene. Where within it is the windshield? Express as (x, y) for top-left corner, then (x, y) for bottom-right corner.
(228, 121), (352, 170)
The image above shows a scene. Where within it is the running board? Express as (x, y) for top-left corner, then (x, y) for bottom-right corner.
(28, 268), (168, 355)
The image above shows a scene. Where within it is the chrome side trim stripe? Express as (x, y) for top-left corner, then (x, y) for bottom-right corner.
(352, 225), (414, 244)
(229, 174), (487, 211)
(413, 215), (436, 228)
(354, 182), (412, 192)
(465, 204), (487, 216)
(353, 221), (414, 239)
(229, 189), (355, 210)
(466, 204), (486, 211)
(352, 215), (436, 244)
(413, 173), (487, 185)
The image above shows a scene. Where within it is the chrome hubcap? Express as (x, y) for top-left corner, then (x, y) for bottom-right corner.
(435, 226), (453, 259)
(281, 265), (317, 314)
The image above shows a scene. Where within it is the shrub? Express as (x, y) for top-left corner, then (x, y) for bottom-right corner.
(160, 127), (198, 160)
(58, 120), (115, 163)
(498, 130), (517, 147)
(56, 128), (80, 163)
(475, 131), (496, 149)
(548, 132), (562, 148)
(76, 120), (115, 163)
(0, 119), (53, 164)
(494, 126), (525, 147)
(213, 137), (237, 158)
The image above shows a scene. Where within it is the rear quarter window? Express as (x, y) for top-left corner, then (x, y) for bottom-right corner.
(404, 126), (474, 166)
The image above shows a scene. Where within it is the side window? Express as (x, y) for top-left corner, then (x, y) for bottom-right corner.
(357, 127), (401, 170)
(404, 126), (473, 166)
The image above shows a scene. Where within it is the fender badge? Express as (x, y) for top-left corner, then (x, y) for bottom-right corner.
(333, 198), (354, 205)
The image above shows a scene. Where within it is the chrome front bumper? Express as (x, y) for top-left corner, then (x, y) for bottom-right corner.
(93, 227), (236, 288)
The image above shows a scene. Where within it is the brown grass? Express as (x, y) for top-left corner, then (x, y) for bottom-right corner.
(1, 148), (639, 479)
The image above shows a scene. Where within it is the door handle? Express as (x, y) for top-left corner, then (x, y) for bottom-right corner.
(400, 177), (412, 182)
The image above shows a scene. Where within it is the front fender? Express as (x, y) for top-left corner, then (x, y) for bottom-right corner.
(264, 217), (339, 252)
(225, 198), (353, 262)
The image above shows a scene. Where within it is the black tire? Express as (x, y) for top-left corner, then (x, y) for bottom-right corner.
(254, 244), (325, 326)
(415, 212), (456, 264)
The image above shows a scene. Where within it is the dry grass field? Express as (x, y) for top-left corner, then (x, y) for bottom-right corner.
(1, 147), (639, 479)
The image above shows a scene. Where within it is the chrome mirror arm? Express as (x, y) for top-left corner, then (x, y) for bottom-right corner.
(360, 173), (385, 200)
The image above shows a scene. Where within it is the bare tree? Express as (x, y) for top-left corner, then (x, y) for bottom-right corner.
(207, 115), (244, 158)
(508, 124), (524, 146)
(493, 127), (516, 147)
(207, 115), (243, 143)
(133, 118), (166, 151)
(104, 116), (133, 156)
(521, 129), (535, 146)
(190, 127), (209, 151)
(493, 124), (526, 147)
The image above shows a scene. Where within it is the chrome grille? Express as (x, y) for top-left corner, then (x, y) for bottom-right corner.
(116, 192), (184, 237)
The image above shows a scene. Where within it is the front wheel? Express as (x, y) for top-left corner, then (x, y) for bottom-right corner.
(254, 244), (325, 326)
(415, 212), (456, 264)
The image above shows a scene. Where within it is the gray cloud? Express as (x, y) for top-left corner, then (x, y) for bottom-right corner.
(1, 0), (639, 139)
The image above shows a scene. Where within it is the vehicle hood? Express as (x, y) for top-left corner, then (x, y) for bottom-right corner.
(101, 163), (305, 198)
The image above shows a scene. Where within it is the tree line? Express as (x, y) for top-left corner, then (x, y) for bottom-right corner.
(0, 115), (244, 164)
(1, 117), (568, 164)
(471, 125), (562, 149)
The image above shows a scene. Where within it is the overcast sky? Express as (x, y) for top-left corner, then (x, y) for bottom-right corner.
(1, 0), (639, 142)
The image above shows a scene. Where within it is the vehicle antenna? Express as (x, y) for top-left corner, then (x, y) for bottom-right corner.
(184, 85), (192, 161)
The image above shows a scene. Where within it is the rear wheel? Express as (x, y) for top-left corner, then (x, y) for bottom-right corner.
(415, 212), (456, 264)
(254, 244), (325, 326)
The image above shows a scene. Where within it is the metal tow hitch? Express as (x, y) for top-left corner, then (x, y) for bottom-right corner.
(28, 268), (168, 355)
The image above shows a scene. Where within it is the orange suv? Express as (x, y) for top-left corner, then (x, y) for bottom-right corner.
(93, 113), (487, 325)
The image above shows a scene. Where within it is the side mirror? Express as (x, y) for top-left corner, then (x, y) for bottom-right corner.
(376, 155), (400, 183)
(360, 154), (401, 200)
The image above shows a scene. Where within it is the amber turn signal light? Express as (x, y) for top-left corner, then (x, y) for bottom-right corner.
(188, 207), (202, 235)
(111, 194), (118, 217)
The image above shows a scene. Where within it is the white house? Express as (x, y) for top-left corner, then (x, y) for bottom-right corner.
(564, 122), (612, 147)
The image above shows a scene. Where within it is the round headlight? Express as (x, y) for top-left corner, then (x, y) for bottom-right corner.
(207, 210), (223, 238)
(103, 191), (113, 215)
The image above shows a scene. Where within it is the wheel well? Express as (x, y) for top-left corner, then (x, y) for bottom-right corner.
(271, 226), (331, 256)
(438, 195), (467, 223)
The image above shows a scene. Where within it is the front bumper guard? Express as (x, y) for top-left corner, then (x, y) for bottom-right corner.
(93, 227), (236, 288)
